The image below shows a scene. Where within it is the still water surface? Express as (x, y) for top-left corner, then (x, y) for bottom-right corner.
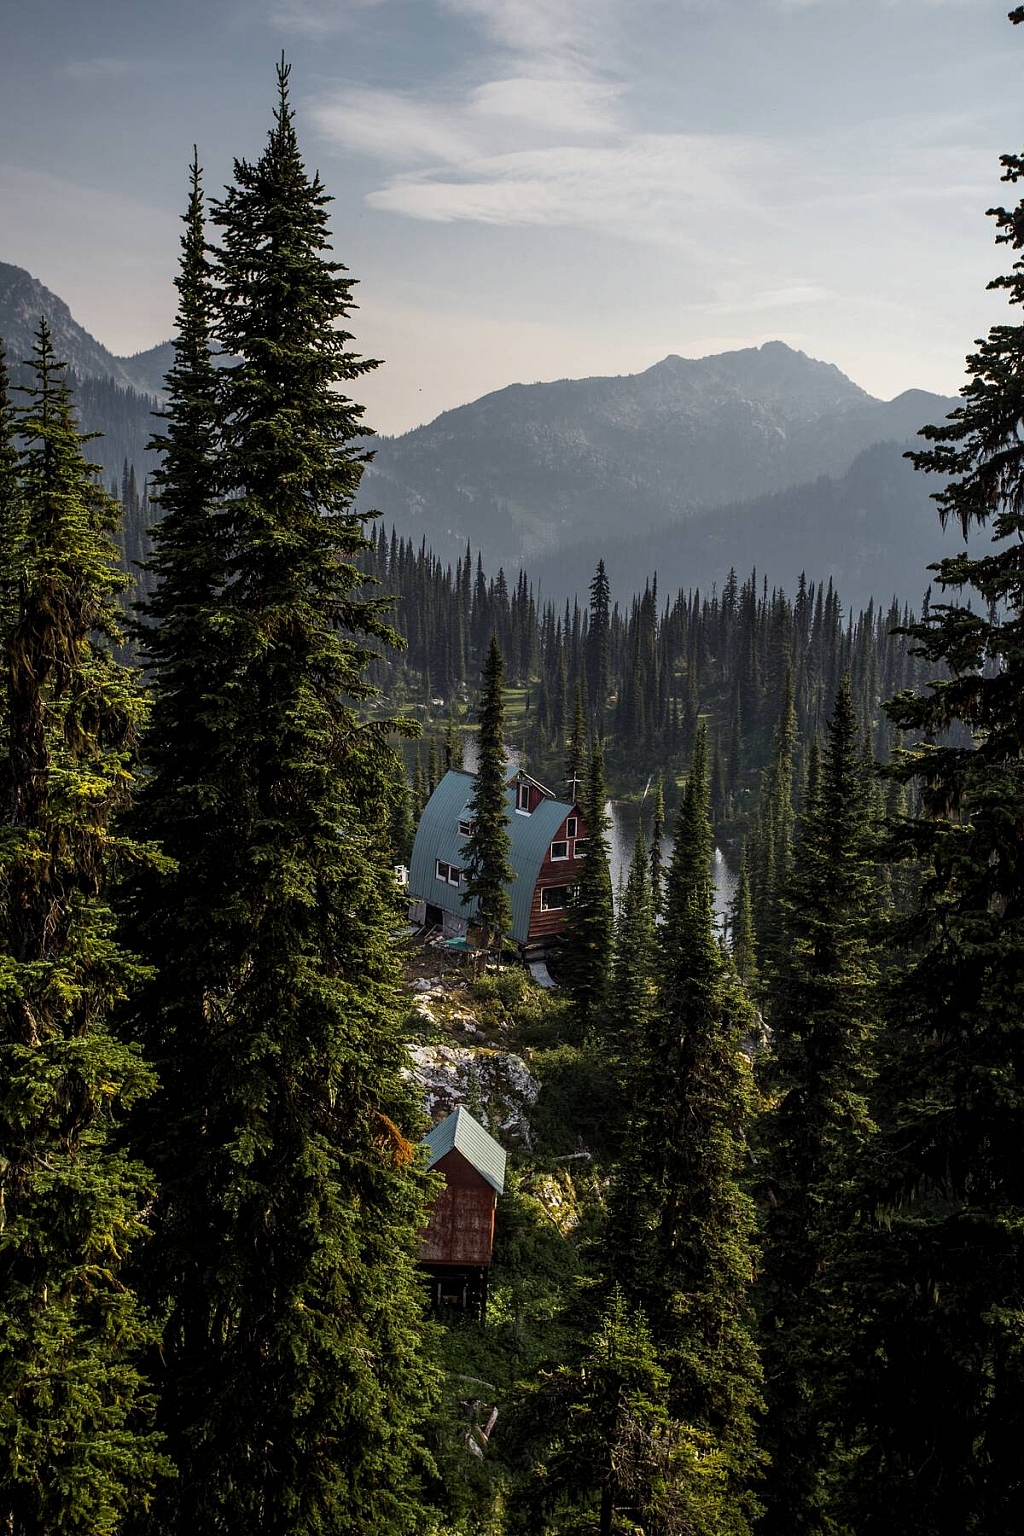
(605, 799), (738, 933)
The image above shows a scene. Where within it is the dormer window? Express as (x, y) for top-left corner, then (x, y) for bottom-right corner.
(516, 783), (531, 813)
(458, 818), (474, 837)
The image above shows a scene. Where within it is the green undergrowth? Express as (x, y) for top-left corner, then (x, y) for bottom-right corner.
(409, 957), (614, 1532)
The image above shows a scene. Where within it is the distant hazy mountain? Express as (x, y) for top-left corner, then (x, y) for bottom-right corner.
(113, 339), (175, 397)
(0, 261), (165, 492)
(0, 262), (160, 395)
(538, 441), (965, 614)
(360, 342), (959, 580)
(2, 259), (963, 606)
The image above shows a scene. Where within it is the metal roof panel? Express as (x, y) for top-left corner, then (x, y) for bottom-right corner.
(422, 1105), (506, 1194)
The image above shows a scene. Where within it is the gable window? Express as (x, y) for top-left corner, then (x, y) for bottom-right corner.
(540, 885), (571, 911)
(566, 817), (577, 839)
(516, 783), (531, 812)
(435, 859), (463, 887)
(572, 838), (589, 859)
(550, 840), (569, 861)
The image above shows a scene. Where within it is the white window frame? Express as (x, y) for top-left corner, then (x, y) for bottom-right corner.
(435, 859), (463, 887)
(540, 885), (571, 911)
(550, 839), (569, 861)
(516, 783), (531, 812)
(566, 817), (578, 839)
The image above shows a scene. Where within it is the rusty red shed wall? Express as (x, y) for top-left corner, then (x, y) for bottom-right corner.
(419, 1147), (497, 1267)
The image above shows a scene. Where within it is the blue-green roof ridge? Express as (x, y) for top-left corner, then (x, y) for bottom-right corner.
(422, 1106), (506, 1194)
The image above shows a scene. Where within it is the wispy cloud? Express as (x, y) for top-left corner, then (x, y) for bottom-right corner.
(314, 88), (478, 164)
(468, 76), (622, 137)
(440, 0), (617, 62)
(365, 132), (759, 244)
(267, 0), (385, 39)
(61, 56), (135, 82)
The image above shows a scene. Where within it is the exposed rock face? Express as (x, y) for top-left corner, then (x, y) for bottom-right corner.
(0, 262), (147, 391)
(407, 1042), (539, 1145)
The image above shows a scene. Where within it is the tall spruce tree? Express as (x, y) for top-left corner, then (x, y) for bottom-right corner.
(0, 323), (166, 1534)
(607, 819), (656, 1075)
(463, 635), (513, 948)
(515, 1288), (736, 1536)
(565, 681), (586, 800)
(129, 70), (437, 1535)
(833, 22), (1024, 1528)
(604, 726), (763, 1535)
(649, 771), (665, 914)
(0, 342), (20, 651)
(749, 669), (796, 968)
(136, 149), (225, 849)
(586, 558), (611, 727)
(756, 677), (880, 1536)
(560, 737), (614, 1038)
(729, 845), (758, 991)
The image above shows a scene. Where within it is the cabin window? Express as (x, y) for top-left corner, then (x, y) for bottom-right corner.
(573, 838), (589, 858)
(566, 817), (577, 839)
(516, 783), (531, 812)
(550, 840), (569, 861)
(540, 885), (571, 911)
(435, 859), (463, 887)
(458, 818), (474, 837)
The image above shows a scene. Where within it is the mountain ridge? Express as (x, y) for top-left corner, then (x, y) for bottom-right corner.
(359, 341), (958, 575)
(0, 261), (164, 397)
(0, 258), (961, 605)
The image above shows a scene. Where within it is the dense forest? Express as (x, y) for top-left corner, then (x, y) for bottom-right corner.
(3, 15), (1024, 1536)
(358, 527), (935, 814)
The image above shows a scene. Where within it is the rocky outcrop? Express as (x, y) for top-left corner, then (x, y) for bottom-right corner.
(406, 1042), (539, 1145)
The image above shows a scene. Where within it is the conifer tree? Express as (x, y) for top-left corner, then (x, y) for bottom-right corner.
(565, 681), (586, 799)
(605, 726), (763, 1534)
(444, 710), (464, 770)
(388, 752), (416, 866)
(649, 771), (665, 914)
(729, 845), (758, 990)
(516, 1288), (738, 1536)
(749, 670), (796, 965)
(136, 150), (225, 848)
(463, 635), (513, 948)
(0, 323), (166, 1534)
(834, 26), (1024, 1526)
(0, 341), (20, 650)
(560, 737), (613, 1038)
(607, 818), (656, 1075)
(129, 71), (437, 1535)
(756, 677), (879, 1536)
(586, 557), (611, 727)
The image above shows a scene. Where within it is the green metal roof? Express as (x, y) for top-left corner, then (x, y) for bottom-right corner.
(408, 768), (576, 944)
(422, 1106), (506, 1194)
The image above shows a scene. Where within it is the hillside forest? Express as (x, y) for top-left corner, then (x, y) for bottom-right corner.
(3, 18), (1024, 1536)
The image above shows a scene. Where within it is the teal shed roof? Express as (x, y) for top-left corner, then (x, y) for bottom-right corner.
(423, 1106), (506, 1194)
(408, 768), (576, 944)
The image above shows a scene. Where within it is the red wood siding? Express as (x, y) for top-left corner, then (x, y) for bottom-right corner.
(527, 806), (586, 943)
(419, 1148), (497, 1266)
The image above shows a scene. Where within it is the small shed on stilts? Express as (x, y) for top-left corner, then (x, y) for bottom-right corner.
(418, 1107), (506, 1323)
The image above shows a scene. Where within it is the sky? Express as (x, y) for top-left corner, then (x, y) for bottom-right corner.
(0, 0), (1021, 435)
